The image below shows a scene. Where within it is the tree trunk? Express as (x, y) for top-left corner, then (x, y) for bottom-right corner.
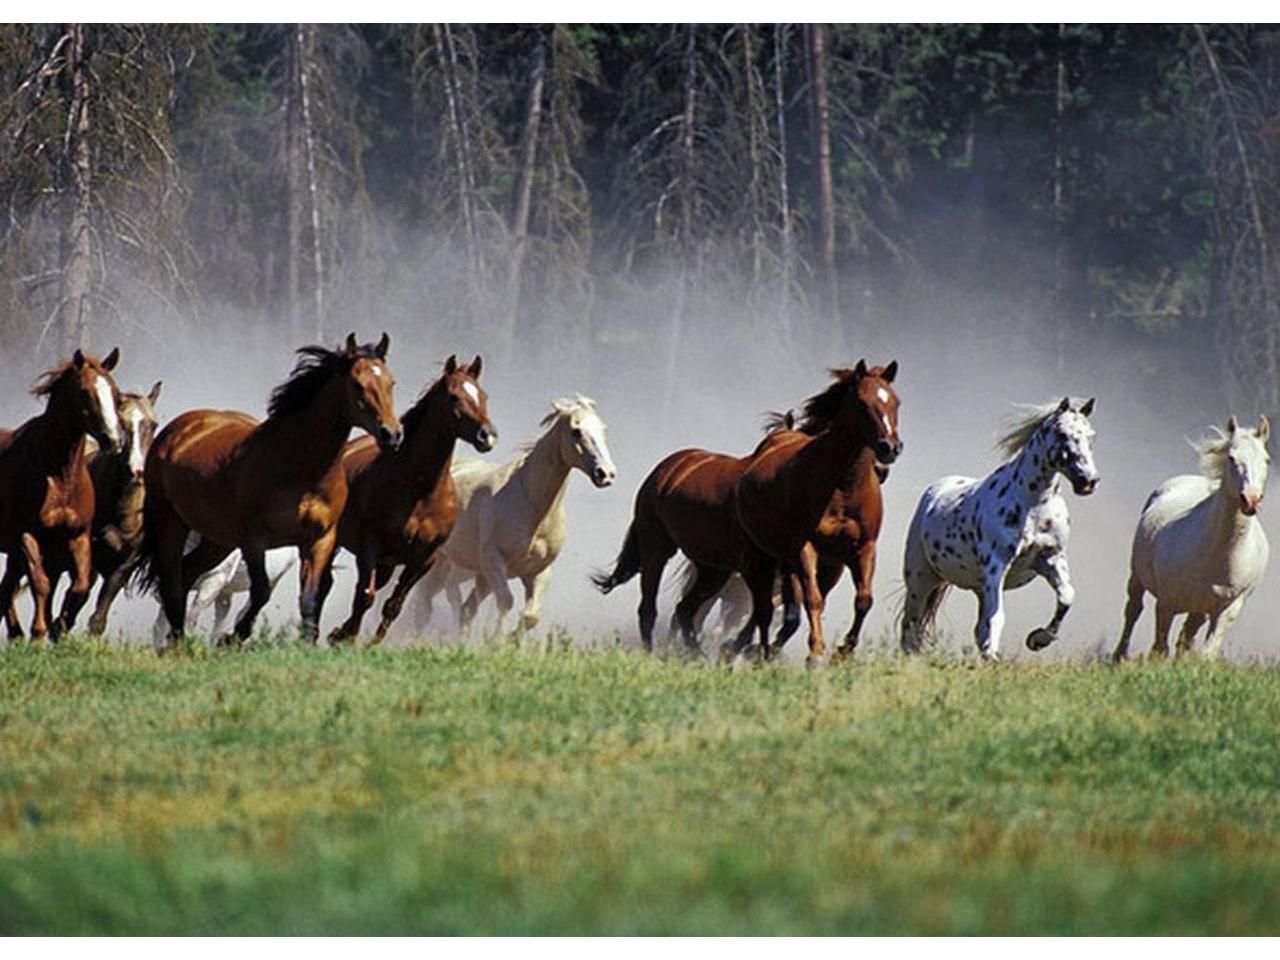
(664, 24), (699, 420)
(434, 23), (480, 280)
(774, 23), (794, 341)
(739, 25), (764, 288)
(806, 23), (838, 333)
(296, 25), (325, 341)
(505, 31), (545, 343)
(57, 23), (94, 354)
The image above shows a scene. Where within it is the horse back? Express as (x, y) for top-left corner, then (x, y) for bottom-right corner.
(634, 446), (752, 569)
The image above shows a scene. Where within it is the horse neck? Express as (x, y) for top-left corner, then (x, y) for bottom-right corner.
(401, 394), (459, 493)
(1001, 433), (1060, 506)
(514, 422), (573, 517)
(790, 422), (869, 508)
(1207, 479), (1257, 546)
(267, 377), (355, 473)
(35, 391), (89, 476)
(95, 452), (145, 531)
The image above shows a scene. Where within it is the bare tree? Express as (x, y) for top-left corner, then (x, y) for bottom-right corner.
(806, 24), (838, 332)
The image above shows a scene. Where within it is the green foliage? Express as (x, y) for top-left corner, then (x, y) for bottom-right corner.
(2, 643), (1279, 934)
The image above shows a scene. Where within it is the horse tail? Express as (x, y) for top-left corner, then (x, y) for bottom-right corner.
(126, 497), (163, 598)
(591, 520), (642, 594)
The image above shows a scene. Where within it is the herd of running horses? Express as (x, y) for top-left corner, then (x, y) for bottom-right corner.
(0, 335), (1271, 664)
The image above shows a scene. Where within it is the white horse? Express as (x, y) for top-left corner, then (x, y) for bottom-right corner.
(1112, 416), (1270, 661)
(151, 546), (296, 645)
(901, 397), (1100, 659)
(410, 396), (616, 635)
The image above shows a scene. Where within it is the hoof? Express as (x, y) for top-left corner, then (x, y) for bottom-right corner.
(213, 632), (243, 649)
(805, 655), (824, 670)
(830, 643), (856, 664)
(1026, 628), (1056, 652)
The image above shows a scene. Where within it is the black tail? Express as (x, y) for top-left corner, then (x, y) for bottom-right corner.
(125, 492), (163, 598)
(590, 521), (642, 594)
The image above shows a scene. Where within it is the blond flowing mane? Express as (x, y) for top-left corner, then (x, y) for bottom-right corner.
(996, 402), (1061, 459)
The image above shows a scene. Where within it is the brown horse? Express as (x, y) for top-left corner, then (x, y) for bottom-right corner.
(0, 349), (123, 640)
(327, 354), (495, 645)
(731, 360), (901, 665)
(591, 425), (794, 654)
(137, 333), (401, 645)
(85, 382), (163, 635)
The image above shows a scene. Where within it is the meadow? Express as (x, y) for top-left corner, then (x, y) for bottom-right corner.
(1, 636), (1279, 935)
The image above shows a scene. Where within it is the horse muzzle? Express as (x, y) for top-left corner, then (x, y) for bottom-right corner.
(1241, 492), (1262, 516)
(1072, 477), (1099, 496)
(591, 464), (616, 488)
(472, 426), (497, 453)
(874, 439), (902, 464)
(375, 424), (403, 452)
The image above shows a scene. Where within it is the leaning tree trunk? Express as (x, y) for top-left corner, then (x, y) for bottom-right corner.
(774, 23), (795, 343)
(504, 31), (545, 345)
(285, 24), (324, 343)
(57, 23), (94, 354)
(806, 24), (838, 338)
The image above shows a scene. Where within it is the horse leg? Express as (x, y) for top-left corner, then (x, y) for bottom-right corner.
(298, 530), (339, 643)
(769, 569), (803, 655)
(836, 545), (874, 658)
(88, 552), (134, 637)
(900, 532), (942, 655)
(1201, 596), (1246, 660)
(228, 548), (271, 646)
(637, 540), (676, 653)
(735, 554), (778, 660)
(477, 555), (517, 637)
(331, 550), (379, 644)
(20, 534), (52, 641)
(797, 541), (827, 666)
(374, 558), (435, 645)
(1175, 612), (1208, 657)
(518, 567), (553, 635)
(49, 531), (93, 640)
(673, 564), (730, 655)
(1026, 552), (1074, 652)
(1150, 601), (1174, 660)
(0, 559), (26, 640)
(1112, 573), (1145, 663)
(974, 574), (1007, 661)
(459, 574), (492, 634)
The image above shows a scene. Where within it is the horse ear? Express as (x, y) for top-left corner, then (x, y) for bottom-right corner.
(148, 380), (163, 405)
(882, 360), (898, 383)
(444, 354), (458, 374)
(345, 333), (358, 357)
(853, 359), (868, 379)
(375, 332), (390, 359)
(102, 347), (120, 371)
(1079, 397), (1095, 417)
(468, 355), (483, 379)
(1228, 415), (1239, 435)
(1057, 396), (1071, 413)
(73, 349), (86, 368)
(1257, 415), (1270, 442)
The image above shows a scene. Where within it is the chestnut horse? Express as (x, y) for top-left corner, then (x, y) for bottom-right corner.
(137, 333), (401, 645)
(592, 420), (796, 654)
(327, 354), (495, 645)
(730, 361), (901, 666)
(0, 349), (123, 640)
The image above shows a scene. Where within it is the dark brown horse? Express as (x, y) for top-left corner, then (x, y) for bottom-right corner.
(85, 382), (162, 635)
(327, 354), (495, 645)
(137, 334), (401, 645)
(0, 349), (123, 640)
(731, 361), (901, 665)
(591, 424), (794, 654)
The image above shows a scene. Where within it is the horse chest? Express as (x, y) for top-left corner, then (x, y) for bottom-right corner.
(38, 475), (90, 532)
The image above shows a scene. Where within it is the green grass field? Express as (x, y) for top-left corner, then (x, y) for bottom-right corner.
(1, 636), (1279, 934)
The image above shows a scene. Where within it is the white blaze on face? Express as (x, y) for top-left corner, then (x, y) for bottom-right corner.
(580, 410), (615, 474)
(876, 387), (890, 404)
(93, 374), (120, 446)
(462, 380), (480, 406)
(127, 407), (147, 475)
(370, 363), (383, 377)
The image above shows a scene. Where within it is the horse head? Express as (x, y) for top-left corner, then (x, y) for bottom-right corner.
(35, 348), (123, 453)
(834, 359), (902, 465)
(118, 380), (162, 481)
(441, 354), (497, 453)
(1046, 396), (1100, 496)
(1225, 414), (1270, 515)
(343, 332), (402, 452)
(549, 396), (616, 488)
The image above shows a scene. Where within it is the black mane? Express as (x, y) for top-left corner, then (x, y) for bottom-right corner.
(399, 374), (448, 441)
(789, 368), (860, 435)
(267, 341), (379, 420)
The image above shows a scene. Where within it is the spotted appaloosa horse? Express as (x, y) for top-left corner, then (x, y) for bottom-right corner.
(0, 349), (123, 641)
(900, 397), (1099, 660)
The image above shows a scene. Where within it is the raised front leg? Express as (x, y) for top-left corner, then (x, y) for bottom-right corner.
(974, 574), (1007, 661)
(477, 550), (516, 636)
(374, 556), (438, 645)
(518, 566), (555, 635)
(54, 531), (94, 639)
(88, 555), (134, 636)
(1026, 551), (1075, 652)
(836, 543), (876, 658)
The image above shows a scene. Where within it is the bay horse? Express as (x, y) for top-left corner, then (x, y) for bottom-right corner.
(730, 361), (901, 666)
(900, 398), (1098, 660)
(137, 333), (401, 646)
(327, 354), (496, 645)
(85, 382), (162, 635)
(1112, 416), (1269, 662)
(0, 348), (123, 641)
(414, 396), (615, 637)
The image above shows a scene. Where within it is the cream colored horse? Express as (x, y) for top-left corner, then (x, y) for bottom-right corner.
(1112, 416), (1270, 661)
(410, 397), (616, 635)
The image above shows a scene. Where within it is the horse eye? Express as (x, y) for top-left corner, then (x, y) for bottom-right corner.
(572, 427), (583, 438)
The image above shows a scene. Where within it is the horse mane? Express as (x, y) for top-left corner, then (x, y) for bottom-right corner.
(761, 410), (797, 434)
(1189, 426), (1237, 484)
(538, 394), (597, 430)
(267, 342), (378, 420)
(789, 368), (861, 434)
(399, 375), (448, 441)
(31, 361), (77, 398)
(995, 402), (1061, 459)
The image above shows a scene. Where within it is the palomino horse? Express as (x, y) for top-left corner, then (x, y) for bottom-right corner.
(413, 396), (615, 636)
(730, 361), (902, 666)
(151, 546), (297, 644)
(1112, 416), (1269, 661)
(900, 398), (1099, 660)
(137, 333), (401, 645)
(327, 355), (496, 644)
(85, 382), (162, 635)
(0, 349), (123, 640)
